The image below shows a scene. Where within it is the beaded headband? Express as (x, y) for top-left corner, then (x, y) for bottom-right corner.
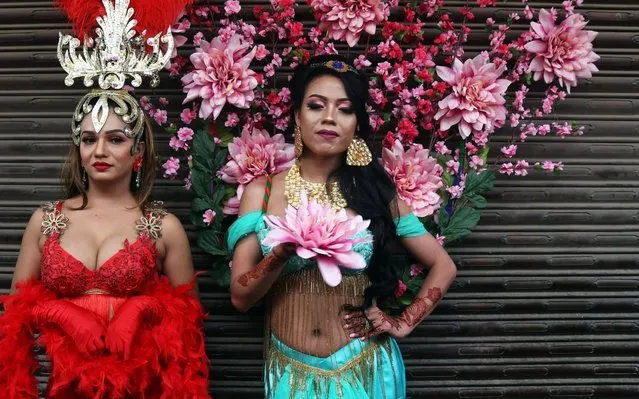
(309, 60), (358, 74)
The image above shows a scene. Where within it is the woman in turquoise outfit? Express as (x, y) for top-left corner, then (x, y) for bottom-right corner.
(228, 55), (457, 398)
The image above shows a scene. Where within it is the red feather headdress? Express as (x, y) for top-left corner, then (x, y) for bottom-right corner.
(55, 0), (195, 40)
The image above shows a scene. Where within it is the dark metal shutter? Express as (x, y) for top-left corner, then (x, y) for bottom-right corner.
(0, 1), (637, 398)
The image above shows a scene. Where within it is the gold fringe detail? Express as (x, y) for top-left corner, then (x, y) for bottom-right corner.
(270, 268), (369, 298)
(266, 338), (394, 399)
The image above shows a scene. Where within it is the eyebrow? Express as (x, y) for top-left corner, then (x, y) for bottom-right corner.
(80, 129), (126, 135)
(307, 94), (351, 103)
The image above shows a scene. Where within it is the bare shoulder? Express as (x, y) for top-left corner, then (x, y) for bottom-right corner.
(28, 206), (46, 229)
(243, 175), (269, 197)
(159, 212), (186, 237)
(238, 176), (269, 214)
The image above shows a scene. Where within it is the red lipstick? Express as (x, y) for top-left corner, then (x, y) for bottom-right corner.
(92, 162), (112, 172)
(317, 129), (339, 139)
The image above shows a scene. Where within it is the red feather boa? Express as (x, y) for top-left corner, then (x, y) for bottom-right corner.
(0, 277), (210, 399)
(0, 279), (56, 398)
(55, 0), (196, 40)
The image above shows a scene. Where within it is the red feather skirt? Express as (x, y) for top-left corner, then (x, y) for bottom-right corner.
(0, 278), (210, 399)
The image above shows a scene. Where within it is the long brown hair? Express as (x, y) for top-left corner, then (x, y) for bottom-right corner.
(61, 115), (158, 210)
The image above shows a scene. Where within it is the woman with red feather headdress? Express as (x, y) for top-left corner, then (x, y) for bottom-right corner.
(0, 1), (211, 397)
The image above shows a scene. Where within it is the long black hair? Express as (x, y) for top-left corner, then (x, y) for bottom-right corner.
(288, 54), (400, 307)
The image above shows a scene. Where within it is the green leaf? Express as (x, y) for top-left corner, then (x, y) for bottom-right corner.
(194, 128), (216, 155)
(192, 197), (214, 213)
(421, 215), (438, 233)
(463, 169), (495, 196)
(209, 258), (231, 287)
(437, 206), (450, 229)
(406, 276), (423, 295)
(436, 154), (452, 164)
(213, 148), (229, 170)
(217, 124), (235, 147)
(441, 170), (454, 187)
(197, 229), (229, 257)
(443, 207), (481, 244)
(478, 146), (490, 164)
(165, 124), (177, 135)
(525, 72), (533, 85)
(465, 193), (487, 209)
(191, 168), (211, 200)
(225, 185), (237, 199)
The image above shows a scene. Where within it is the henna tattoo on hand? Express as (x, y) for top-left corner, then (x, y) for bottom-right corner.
(238, 253), (285, 287)
(399, 287), (443, 328)
(376, 310), (403, 332)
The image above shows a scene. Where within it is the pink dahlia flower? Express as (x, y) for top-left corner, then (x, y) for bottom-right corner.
(525, 8), (599, 92)
(308, 0), (385, 47)
(382, 140), (443, 217)
(182, 34), (258, 120)
(435, 54), (511, 139)
(217, 126), (294, 207)
(263, 193), (371, 287)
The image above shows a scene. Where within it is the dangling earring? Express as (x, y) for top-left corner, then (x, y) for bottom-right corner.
(81, 168), (87, 186)
(133, 155), (143, 189)
(346, 137), (373, 166)
(294, 125), (303, 158)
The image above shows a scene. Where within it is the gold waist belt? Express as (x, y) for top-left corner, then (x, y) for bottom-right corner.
(82, 288), (110, 295)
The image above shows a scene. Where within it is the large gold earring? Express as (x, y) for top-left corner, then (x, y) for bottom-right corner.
(294, 125), (303, 158)
(346, 137), (372, 166)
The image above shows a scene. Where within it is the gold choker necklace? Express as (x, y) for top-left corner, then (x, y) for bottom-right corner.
(284, 162), (347, 211)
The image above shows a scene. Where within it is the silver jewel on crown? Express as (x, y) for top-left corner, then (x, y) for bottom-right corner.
(57, 0), (175, 90)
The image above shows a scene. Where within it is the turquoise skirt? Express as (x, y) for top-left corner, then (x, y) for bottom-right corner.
(265, 335), (406, 399)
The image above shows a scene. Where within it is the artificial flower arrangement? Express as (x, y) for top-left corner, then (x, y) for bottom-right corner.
(264, 193), (371, 287)
(141, 0), (598, 306)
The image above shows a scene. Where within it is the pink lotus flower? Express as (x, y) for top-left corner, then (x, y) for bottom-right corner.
(382, 140), (443, 217)
(525, 8), (599, 92)
(182, 34), (258, 120)
(308, 0), (385, 47)
(217, 126), (295, 205)
(435, 54), (511, 139)
(263, 193), (371, 287)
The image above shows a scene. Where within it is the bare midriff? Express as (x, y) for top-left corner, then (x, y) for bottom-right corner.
(267, 268), (368, 357)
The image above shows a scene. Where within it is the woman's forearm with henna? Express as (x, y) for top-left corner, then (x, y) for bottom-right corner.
(399, 287), (442, 328)
(231, 252), (288, 312)
(238, 252), (285, 287)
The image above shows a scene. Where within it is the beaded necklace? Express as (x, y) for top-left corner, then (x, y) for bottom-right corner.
(284, 162), (347, 211)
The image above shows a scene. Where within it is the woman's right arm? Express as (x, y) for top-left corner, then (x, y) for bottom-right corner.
(229, 178), (294, 313)
(10, 209), (44, 292)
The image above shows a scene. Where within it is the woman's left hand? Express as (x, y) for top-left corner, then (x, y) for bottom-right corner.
(342, 299), (413, 341)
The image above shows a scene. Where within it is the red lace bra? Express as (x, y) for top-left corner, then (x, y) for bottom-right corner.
(40, 201), (166, 297)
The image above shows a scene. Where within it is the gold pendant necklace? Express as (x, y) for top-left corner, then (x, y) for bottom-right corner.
(284, 162), (347, 211)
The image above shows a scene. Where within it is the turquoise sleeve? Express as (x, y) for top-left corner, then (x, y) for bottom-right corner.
(227, 211), (263, 252)
(394, 213), (427, 238)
